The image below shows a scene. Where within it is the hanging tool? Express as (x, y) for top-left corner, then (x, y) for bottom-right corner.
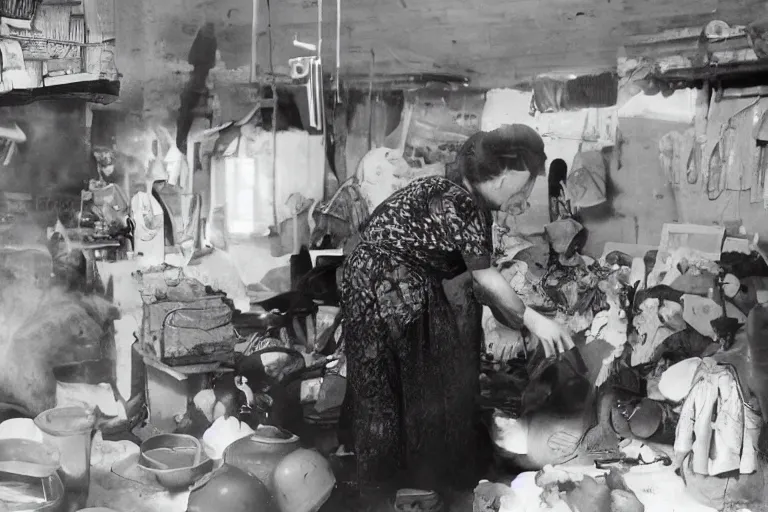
(708, 98), (759, 200)
(307, 61), (318, 129)
(293, 36), (317, 52)
(292, 0), (325, 131)
(271, 85), (279, 230)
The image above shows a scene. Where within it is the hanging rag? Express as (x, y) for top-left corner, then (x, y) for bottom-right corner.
(532, 77), (567, 113)
(707, 138), (725, 201)
(752, 110), (768, 204)
(706, 98), (759, 200)
(566, 150), (607, 209)
(566, 113), (607, 209)
(725, 101), (758, 191)
(687, 85), (710, 186)
(658, 129), (694, 186)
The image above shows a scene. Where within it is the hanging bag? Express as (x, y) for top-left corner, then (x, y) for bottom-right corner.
(566, 112), (608, 209)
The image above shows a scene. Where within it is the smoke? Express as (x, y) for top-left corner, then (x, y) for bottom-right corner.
(0, 100), (92, 196)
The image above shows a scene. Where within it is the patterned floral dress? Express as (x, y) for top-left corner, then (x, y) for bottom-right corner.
(340, 176), (493, 490)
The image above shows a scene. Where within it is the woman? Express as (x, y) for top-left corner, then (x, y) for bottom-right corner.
(340, 124), (573, 492)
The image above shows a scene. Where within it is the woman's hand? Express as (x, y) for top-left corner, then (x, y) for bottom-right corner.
(523, 308), (574, 357)
(472, 267), (572, 356)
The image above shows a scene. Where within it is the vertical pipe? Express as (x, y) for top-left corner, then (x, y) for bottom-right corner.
(317, 0), (323, 61)
(251, 0), (259, 83)
(271, 85), (279, 231)
(335, 0), (341, 103)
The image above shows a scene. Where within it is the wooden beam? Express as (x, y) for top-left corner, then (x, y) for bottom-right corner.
(0, 79), (119, 107)
(624, 27), (702, 46)
(656, 61), (768, 82)
(710, 49), (758, 65)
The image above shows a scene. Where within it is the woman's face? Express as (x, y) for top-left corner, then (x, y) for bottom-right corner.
(472, 170), (537, 215)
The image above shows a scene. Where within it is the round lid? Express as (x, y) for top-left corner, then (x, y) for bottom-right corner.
(704, 20), (730, 39)
(248, 425), (300, 445)
(34, 406), (95, 436)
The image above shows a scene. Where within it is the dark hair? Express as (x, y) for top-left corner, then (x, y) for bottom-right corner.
(548, 159), (568, 197)
(456, 124), (547, 184)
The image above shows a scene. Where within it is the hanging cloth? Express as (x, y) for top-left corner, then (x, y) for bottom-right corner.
(724, 101), (759, 191)
(130, 188), (165, 265)
(566, 112), (607, 209)
(706, 98), (759, 200)
(752, 109), (768, 205)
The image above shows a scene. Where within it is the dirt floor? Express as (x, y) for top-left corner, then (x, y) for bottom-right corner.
(320, 484), (474, 512)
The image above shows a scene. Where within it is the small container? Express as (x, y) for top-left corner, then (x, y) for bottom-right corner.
(223, 426), (300, 490)
(138, 434), (214, 490)
(0, 438), (65, 512)
(34, 407), (96, 512)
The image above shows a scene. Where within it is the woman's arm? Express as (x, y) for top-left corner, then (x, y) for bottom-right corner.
(434, 188), (572, 354)
(472, 266), (574, 356)
(472, 267), (527, 327)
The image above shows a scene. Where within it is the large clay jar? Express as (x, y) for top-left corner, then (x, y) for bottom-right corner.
(222, 425), (300, 490)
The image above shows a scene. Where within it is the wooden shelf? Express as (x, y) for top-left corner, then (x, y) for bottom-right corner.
(0, 78), (119, 106)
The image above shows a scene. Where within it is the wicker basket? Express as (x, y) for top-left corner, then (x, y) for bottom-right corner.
(0, 0), (42, 21)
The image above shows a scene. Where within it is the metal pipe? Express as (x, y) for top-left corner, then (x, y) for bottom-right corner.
(335, 0), (341, 103)
(251, 0), (259, 82)
(343, 72), (470, 86)
(317, 0), (322, 61)
(271, 84), (279, 231)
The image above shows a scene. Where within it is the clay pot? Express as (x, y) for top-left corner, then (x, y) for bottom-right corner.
(222, 425), (300, 490)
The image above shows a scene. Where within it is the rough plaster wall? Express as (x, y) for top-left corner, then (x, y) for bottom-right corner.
(580, 117), (681, 256)
(114, 0), (256, 118)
